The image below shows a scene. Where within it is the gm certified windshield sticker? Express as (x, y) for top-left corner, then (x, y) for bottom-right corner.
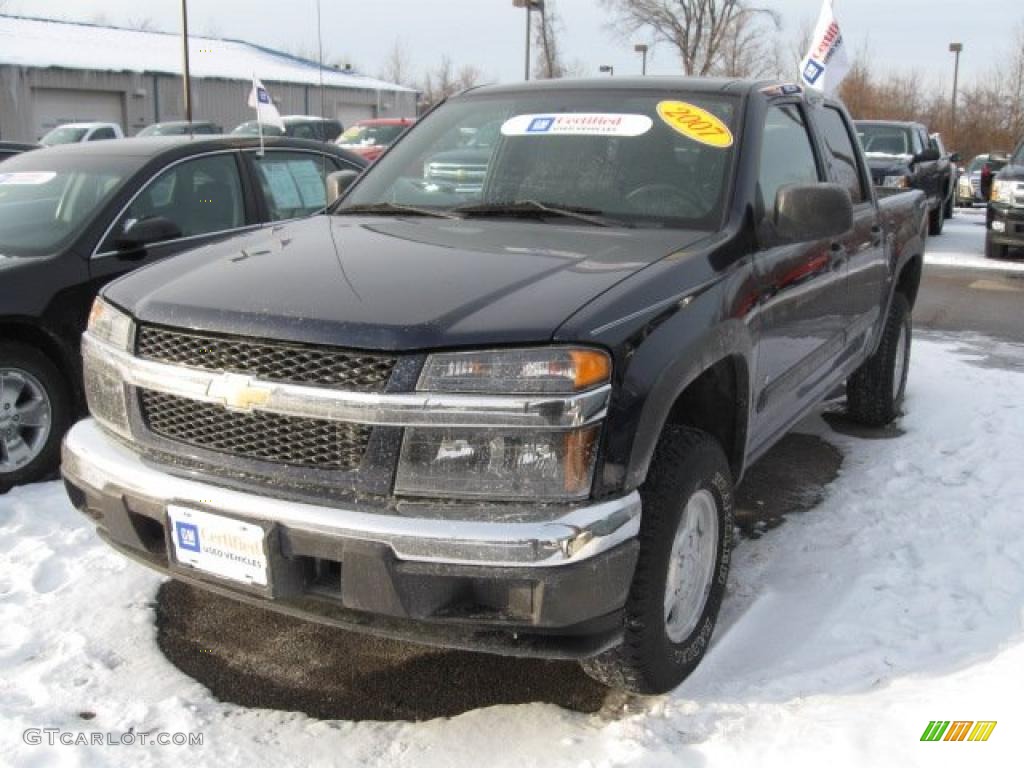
(500, 114), (653, 137)
(656, 101), (734, 148)
(0, 171), (57, 185)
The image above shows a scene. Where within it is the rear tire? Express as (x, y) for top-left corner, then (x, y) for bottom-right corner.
(580, 426), (733, 694)
(985, 234), (1009, 260)
(928, 203), (945, 236)
(0, 342), (71, 493)
(846, 293), (911, 427)
(943, 192), (954, 219)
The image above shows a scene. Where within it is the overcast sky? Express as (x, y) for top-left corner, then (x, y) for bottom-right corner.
(5, 0), (1020, 87)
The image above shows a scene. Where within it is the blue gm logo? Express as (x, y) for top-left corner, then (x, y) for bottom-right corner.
(176, 521), (201, 552)
(527, 117), (555, 133)
(803, 59), (825, 85)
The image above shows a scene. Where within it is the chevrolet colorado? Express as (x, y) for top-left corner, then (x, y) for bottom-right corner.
(62, 78), (927, 694)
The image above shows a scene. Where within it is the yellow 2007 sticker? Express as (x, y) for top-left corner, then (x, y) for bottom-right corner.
(656, 101), (734, 148)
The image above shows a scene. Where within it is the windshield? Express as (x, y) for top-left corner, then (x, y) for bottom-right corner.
(337, 124), (406, 147)
(232, 121), (284, 137)
(339, 90), (738, 229)
(40, 126), (88, 146)
(0, 154), (136, 255)
(857, 124), (912, 156)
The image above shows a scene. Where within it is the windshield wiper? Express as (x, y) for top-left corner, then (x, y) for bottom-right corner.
(453, 200), (628, 228)
(334, 202), (459, 220)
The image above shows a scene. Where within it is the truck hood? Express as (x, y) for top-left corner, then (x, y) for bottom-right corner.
(106, 215), (708, 351)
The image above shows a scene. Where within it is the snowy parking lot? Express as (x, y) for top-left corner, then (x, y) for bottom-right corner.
(2, 213), (1023, 767)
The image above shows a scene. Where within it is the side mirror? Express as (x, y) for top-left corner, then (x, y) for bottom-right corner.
(950, 152), (961, 163)
(326, 169), (359, 206)
(914, 147), (941, 164)
(773, 183), (853, 244)
(114, 216), (181, 250)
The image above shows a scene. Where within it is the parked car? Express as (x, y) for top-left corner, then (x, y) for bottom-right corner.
(855, 119), (953, 235)
(232, 115), (343, 143)
(986, 139), (1024, 258)
(39, 122), (124, 146)
(137, 121), (223, 137)
(63, 78), (927, 695)
(335, 118), (415, 162)
(0, 141), (37, 163)
(421, 119), (502, 193)
(0, 136), (365, 490)
(959, 152), (1010, 207)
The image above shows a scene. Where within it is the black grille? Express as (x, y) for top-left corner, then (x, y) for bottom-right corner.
(136, 325), (395, 391)
(140, 390), (370, 471)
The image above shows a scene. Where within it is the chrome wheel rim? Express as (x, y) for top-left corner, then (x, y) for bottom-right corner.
(893, 322), (908, 401)
(0, 368), (52, 474)
(664, 489), (719, 643)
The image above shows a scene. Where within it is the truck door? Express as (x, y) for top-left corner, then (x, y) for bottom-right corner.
(750, 102), (848, 447)
(815, 105), (886, 353)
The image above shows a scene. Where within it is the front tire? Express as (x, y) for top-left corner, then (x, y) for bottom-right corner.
(0, 342), (71, 492)
(580, 426), (733, 694)
(846, 294), (912, 427)
(928, 203), (945, 236)
(944, 191), (954, 219)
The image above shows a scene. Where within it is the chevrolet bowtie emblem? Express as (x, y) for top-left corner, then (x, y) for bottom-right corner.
(206, 373), (272, 411)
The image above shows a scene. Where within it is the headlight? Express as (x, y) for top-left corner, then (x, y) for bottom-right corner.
(83, 298), (133, 438)
(397, 347), (611, 499)
(882, 175), (910, 189)
(991, 179), (1013, 203)
(418, 347), (611, 394)
(87, 297), (133, 351)
(395, 425), (600, 500)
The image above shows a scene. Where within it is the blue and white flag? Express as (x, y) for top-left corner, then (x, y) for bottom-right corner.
(799, 0), (850, 94)
(247, 76), (285, 131)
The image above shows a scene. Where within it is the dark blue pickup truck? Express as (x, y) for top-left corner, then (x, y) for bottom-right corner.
(61, 78), (927, 694)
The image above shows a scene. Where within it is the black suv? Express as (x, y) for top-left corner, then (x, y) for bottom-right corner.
(855, 120), (954, 235)
(986, 139), (1024, 258)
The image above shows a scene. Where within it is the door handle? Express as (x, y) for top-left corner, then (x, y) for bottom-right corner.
(829, 242), (846, 270)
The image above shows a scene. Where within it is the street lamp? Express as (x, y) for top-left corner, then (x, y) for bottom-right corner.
(634, 44), (649, 76)
(949, 42), (963, 153)
(180, 0), (193, 124)
(513, 0), (545, 81)
(599, 65), (614, 76)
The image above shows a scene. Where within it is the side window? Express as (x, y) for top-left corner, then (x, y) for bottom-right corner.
(758, 104), (821, 216)
(252, 151), (336, 221)
(102, 153), (244, 250)
(90, 127), (116, 141)
(910, 129), (924, 156)
(289, 123), (317, 140)
(818, 107), (868, 204)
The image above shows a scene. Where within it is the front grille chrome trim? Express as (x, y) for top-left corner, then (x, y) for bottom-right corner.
(84, 333), (610, 430)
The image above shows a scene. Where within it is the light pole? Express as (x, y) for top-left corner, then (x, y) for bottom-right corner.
(634, 44), (649, 76)
(513, 0), (545, 81)
(599, 65), (614, 76)
(180, 0), (193, 124)
(949, 42), (963, 152)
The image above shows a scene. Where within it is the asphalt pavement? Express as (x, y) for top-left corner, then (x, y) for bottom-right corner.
(156, 209), (1024, 722)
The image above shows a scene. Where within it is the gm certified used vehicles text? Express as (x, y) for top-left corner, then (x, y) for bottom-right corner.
(0, 136), (365, 490)
(987, 139), (1024, 259)
(62, 79), (927, 693)
(856, 119), (952, 235)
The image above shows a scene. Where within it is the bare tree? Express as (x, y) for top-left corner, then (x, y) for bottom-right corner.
(127, 16), (158, 32)
(534, 0), (567, 79)
(602, 0), (779, 76)
(419, 57), (482, 110)
(379, 39), (413, 87)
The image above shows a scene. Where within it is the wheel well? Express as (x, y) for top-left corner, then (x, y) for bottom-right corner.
(895, 254), (923, 309)
(0, 321), (80, 405)
(662, 356), (748, 479)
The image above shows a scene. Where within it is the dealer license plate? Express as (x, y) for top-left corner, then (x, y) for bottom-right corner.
(167, 505), (268, 587)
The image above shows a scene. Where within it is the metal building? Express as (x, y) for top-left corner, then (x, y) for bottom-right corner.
(0, 14), (417, 142)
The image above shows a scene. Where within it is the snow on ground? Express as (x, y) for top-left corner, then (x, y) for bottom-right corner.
(926, 208), (1024, 272)
(2, 335), (1022, 767)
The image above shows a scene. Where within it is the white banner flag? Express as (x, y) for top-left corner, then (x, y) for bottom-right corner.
(799, 0), (850, 94)
(247, 77), (285, 131)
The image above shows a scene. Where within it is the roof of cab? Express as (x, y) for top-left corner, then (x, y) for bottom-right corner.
(458, 76), (784, 97)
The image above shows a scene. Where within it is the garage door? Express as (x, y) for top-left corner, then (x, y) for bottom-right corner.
(335, 103), (375, 130)
(32, 89), (124, 140)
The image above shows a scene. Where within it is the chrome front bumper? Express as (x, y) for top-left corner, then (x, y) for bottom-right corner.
(62, 418), (641, 568)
